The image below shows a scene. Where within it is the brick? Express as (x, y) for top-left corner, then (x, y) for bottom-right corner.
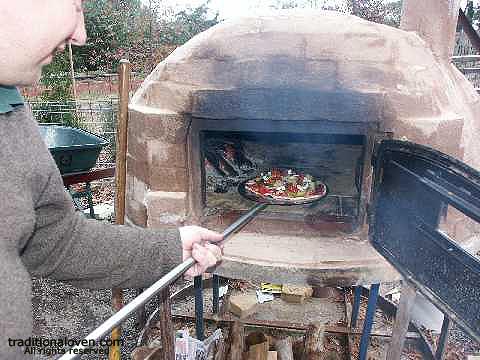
(146, 191), (187, 214)
(146, 191), (187, 228)
(128, 108), (190, 144)
(128, 109), (166, 142)
(148, 140), (187, 168)
(158, 112), (190, 144)
(149, 166), (188, 192)
(229, 291), (258, 318)
(126, 175), (147, 203)
(127, 154), (148, 185)
(127, 128), (148, 160)
(125, 199), (147, 227)
(281, 285), (313, 304)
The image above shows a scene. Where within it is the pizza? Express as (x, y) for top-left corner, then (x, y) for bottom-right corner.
(244, 169), (327, 201)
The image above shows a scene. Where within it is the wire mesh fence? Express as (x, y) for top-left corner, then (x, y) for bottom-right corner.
(21, 72), (145, 101)
(453, 31), (480, 89)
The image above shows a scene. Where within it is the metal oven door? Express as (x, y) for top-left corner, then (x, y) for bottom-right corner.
(370, 140), (480, 342)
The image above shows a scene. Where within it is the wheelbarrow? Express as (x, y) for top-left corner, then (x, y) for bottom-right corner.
(39, 125), (109, 217)
(39, 125), (109, 175)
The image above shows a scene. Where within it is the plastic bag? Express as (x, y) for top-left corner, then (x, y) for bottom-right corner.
(175, 329), (223, 360)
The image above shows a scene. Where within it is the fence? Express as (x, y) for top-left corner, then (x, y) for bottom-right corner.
(453, 30), (480, 90)
(21, 72), (145, 101)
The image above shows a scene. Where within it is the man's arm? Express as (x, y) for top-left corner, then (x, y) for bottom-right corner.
(21, 167), (185, 288)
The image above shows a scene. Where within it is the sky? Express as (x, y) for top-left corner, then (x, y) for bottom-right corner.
(143, 0), (478, 20)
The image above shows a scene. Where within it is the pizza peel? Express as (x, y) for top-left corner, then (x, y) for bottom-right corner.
(59, 176), (328, 359)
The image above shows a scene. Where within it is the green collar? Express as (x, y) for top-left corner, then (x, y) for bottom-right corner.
(0, 86), (24, 114)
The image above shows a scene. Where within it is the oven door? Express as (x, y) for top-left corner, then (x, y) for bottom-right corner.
(370, 140), (480, 342)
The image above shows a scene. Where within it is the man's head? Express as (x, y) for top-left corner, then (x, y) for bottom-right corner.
(0, 0), (87, 86)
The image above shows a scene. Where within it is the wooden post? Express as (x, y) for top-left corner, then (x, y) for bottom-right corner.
(108, 59), (131, 360)
(228, 321), (245, 360)
(274, 337), (294, 360)
(302, 323), (325, 360)
(158, 288), (175, 359)
(386, 282), (417, 360)
(67, 42), (78, 108)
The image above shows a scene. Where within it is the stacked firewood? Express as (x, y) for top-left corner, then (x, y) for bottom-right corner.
(221, 322), (327, 360)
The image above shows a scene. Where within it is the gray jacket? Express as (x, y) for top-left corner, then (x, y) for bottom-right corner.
(0, 106), (182, 359)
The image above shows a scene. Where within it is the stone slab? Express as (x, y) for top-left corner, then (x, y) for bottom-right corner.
(229, 291), (259, 319)
(192, 89), (383, 122)
(214, 232), (401, 286)
(281, 285), (314, 304)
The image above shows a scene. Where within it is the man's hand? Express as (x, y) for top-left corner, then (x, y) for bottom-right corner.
(179, 226), (223, 277)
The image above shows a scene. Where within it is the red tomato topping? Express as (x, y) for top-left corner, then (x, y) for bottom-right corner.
(287, 184), (298, 193)
(270, 168), (282, 179)
(257, 185), (271, 195)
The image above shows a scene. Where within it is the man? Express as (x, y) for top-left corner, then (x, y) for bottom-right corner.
(0, 1), (223, 359)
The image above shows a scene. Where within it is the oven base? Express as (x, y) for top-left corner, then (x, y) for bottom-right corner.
(214, 232), (401, 286)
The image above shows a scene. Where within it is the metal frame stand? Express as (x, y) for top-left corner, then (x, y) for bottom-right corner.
(68, 182), (95, 218)
(194, 276), (204, 340)
(435, 316), (451, 360)
(358, 283), (380, 360)
(212, 274), (220, 314)
(350, 284), (380, 360)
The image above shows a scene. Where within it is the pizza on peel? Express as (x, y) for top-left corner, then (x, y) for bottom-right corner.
(245, 169), (327, 201)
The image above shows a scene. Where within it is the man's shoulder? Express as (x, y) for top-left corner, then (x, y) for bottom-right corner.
(0, 86), (24, 114)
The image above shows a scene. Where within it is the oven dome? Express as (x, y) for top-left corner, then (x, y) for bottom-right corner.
(131, 10), (480, 167)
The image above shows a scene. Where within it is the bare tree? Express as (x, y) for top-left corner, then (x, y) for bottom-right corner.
(271, 0), (402, 27)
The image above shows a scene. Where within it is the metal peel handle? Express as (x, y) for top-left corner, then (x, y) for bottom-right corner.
(58, 202), (267, 360)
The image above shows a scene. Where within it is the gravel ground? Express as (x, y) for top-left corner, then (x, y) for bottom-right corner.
(32, 276), (142, 360)
(31, 272), (196, 360)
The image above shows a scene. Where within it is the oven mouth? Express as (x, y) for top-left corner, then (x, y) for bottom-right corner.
(200, 130), (367, 234)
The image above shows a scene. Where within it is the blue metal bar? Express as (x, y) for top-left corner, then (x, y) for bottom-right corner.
(212, 274), (220, 314)
(194, 276), (204, 340)
(351, 286), (362, 327)
(358, 283), (380, 360)
(435, 316), (451, 360)
(85, 182), (95, 218)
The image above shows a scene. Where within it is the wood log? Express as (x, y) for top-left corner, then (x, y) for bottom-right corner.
(267, 352), (278, 360)
(274, 337), (294, 360)
(248, 342), (269, 360)
(131, 346), (163, 360)
(214, 333), (227, 360)
(302, 323), (325, 360)
(158, 288), (174, 360)
(227, 321), (245, 360)
(386, 283), (416, 360)
(246, 332), (269, 348)
(292, 338), (304, 360)
(213, 329), (229, 360)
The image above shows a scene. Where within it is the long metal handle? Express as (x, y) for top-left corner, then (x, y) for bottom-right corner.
(222, 202), (267, 238)
(58, 202), (267, 359)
